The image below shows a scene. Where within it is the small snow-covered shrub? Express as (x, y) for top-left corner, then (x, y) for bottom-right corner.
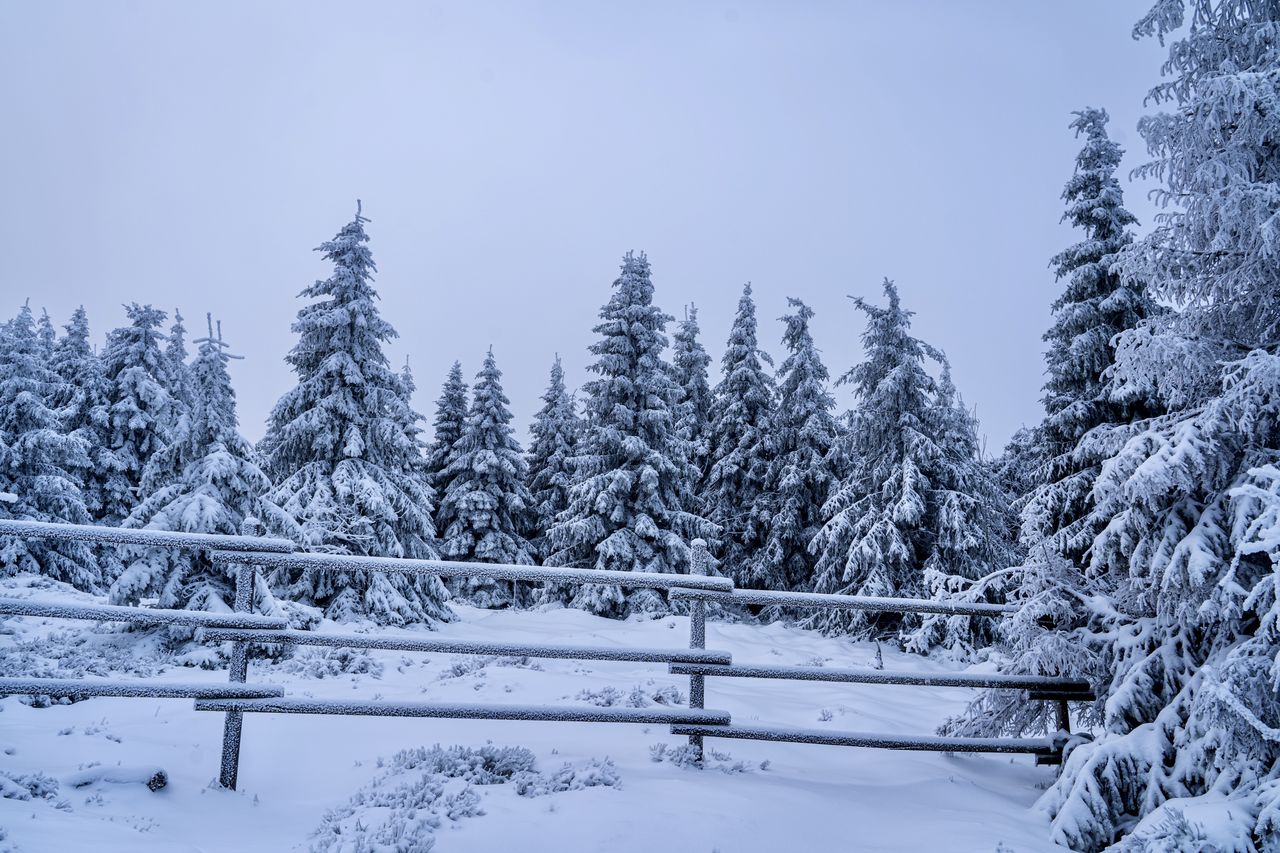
(649, 743), (753, 774)
(436, 655), (543, 680)
(0, 770), (58, 801)
(511, 757), (621, 798)
(311, 745), (619, 853)
(279, 647), (384, 680)
(576, 683), (685, 708)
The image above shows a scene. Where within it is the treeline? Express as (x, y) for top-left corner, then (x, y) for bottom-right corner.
(0, 208), (1012, 652)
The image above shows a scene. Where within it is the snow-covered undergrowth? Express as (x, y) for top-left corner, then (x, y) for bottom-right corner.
(311, 744), (620, 852)
(2, 575), (1063, 852)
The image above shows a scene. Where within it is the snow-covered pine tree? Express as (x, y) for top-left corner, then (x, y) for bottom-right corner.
(426, 361), (468, 515)
(703, 283), (775, 585)
(437, 348), (536, 607)
(902, 361), (1019, 657)
(546, 251), (711, 616)
(526, 355), (579, 561)
(808, 280), (943, 635)
(0, 303), (97, 589)
(138, 310), (198, 496)
(47, 306), (120, 523)
(260, 203), (450, 626)
(1024, 107), (1155, 563)
(746, 298), (838, 593)
(1024, 4), (1280, 848)
(111, 316), (274, 615)
(36, 309), (56, 362)
(100, 304), (174, 525)
(671, 304), (713, 496)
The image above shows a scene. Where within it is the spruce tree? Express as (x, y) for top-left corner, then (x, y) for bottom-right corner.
(48, 306), (118, 522)
(747, 298), (837, 593)
(112, 316), (273, 613)
(261, 203), (450, 626)
(0, 304), (97, 589)
(100, 304), (174, 524)
(902, 361), (1018, 657)
(671, 305), (713, 494)
(1025, 108), (1154, 561)
(36, 309), (56, 362)
(140, 309), (198, 496)
(809, 281), (942, 635)
(437, 348), (536, 607)
(525, 355), (579, 561)
(426, 361), (468, 533)
(703, 283), (775, 584)
(547, 251), (711, 616)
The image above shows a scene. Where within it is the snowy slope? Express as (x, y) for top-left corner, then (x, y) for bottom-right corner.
(0, 577), (1061, 852)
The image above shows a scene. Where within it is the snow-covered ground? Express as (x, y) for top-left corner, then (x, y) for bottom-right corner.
(1, 576), (1060, 852)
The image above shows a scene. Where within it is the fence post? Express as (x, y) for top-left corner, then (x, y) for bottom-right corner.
(1055, 699), (1071, 734)
(218, 517), (261, 790)
(687, 538), (709, 762)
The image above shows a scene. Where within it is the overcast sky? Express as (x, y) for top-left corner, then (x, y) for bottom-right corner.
(0, 1), (1169, 451)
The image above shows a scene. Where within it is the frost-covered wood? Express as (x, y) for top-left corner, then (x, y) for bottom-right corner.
(201, 627), (732, 665)
(0, 597), (287, 629)
(213, 549), (734, 592)
(669, 663), (1092, 697)
(0, 518), (294, 553)
(194, 697), (732, 726)
(0, 677), (284, 699)
(669, 587), (1013, 617)
(669, 724), (1062, 755)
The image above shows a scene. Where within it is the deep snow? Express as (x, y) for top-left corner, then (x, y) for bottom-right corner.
(0, 576), (1063, 852)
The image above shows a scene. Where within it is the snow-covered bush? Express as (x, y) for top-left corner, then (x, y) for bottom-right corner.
(311, 745), (619, 853)
(278, 646), (384, 680)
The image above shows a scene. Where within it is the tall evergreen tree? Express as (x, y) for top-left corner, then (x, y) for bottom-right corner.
(140, 309), (198, 496)
(260, 203), (450, 626)
(703, 283), (775, 584)
(902, 362), (1018, 657)
(426, 361), (468, 516)
(1024, 108), (1154, 562)
(36, 309), (56, 362)
(809, 281), (942, 635)
(526, 355), (579, 560)
(48, 306), (119, 522)
(437, 349), (536, 607)
(547, 251), (711, 616)
(112, 316), (273, 613)
(100, 304), (174, 524)
(747, 298), (837, 593)
(0, 304), (97, 589)
(671, 304), (713, 493)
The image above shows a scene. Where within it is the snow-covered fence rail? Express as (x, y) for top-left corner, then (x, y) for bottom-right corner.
(210, 548), (735, 593)
(0, 597), (287, 630)
(667, 586), (1015, 617)
(675, 540), (1091, 766)
(0, 518), (295, 554)
(201, 627), (731, 665)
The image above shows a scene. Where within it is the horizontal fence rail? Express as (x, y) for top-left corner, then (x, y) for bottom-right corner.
(0, 518), (295, 553)
(211, 549), (735, 593)
(669, 586), (1016, 617)
(0, 597), (288, 630)
(0, 677), (286, 700)
(670, 724), (1064, 755)
(202, 627), (732, 666)
(194, 698), (733, 726)
(669, 663), (1094, 700)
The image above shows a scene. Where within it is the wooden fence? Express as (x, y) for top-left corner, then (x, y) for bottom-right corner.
(0, 519), (1091, 787)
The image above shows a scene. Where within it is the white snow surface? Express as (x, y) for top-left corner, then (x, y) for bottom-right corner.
(0, 575), (1061, 852)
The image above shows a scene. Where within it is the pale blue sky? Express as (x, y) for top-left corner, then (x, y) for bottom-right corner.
(0, 1), (1167, 450)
